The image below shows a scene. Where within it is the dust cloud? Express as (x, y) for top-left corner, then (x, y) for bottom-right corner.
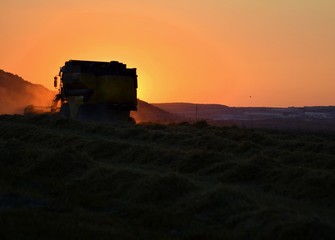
(0, 70), (55, 114)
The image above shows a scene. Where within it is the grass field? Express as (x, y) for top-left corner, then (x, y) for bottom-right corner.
(0, 114), (334, 239)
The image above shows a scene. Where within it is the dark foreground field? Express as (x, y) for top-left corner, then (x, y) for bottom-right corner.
(0, 115), (335, 239)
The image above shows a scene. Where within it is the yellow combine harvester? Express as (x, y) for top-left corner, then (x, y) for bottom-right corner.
(51, 60), (138, 121)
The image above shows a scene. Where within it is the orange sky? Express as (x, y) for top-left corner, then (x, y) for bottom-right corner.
(1, 0), (335, 107)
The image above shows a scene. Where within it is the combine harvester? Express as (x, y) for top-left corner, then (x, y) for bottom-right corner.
(27, 60), (138, 122)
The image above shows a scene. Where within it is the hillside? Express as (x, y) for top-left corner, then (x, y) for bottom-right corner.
(0, 70), (55, 114)
(131, 100), (181, 123)
(0, 114), (334, 239)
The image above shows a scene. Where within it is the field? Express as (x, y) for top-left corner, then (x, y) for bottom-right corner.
(0, 114), (335, 239)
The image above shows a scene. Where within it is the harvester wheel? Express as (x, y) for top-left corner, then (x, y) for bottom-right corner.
(60, 103), (70, 118)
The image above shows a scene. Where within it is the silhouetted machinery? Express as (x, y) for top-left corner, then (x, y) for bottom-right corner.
(51, 60), (137, 121)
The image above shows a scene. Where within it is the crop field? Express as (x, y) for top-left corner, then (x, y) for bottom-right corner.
(0, 114), (335, 239)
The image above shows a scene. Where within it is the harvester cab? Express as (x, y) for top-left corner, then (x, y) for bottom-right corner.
(51, 60), (138, 121)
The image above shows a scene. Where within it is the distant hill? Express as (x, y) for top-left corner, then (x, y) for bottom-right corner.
(131, 100), (182, 123)
(0, 70), (55, 114)
(153, 102), (335, 132)
(153, 102), (229, 120)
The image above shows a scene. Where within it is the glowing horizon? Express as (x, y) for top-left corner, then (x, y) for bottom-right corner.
(1, 0), (335, 107)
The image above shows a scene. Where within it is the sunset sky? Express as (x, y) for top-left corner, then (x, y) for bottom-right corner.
(1, 0), (334, 107)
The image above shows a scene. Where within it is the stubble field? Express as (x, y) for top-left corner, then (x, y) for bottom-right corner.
(0, 114), (334, 239)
